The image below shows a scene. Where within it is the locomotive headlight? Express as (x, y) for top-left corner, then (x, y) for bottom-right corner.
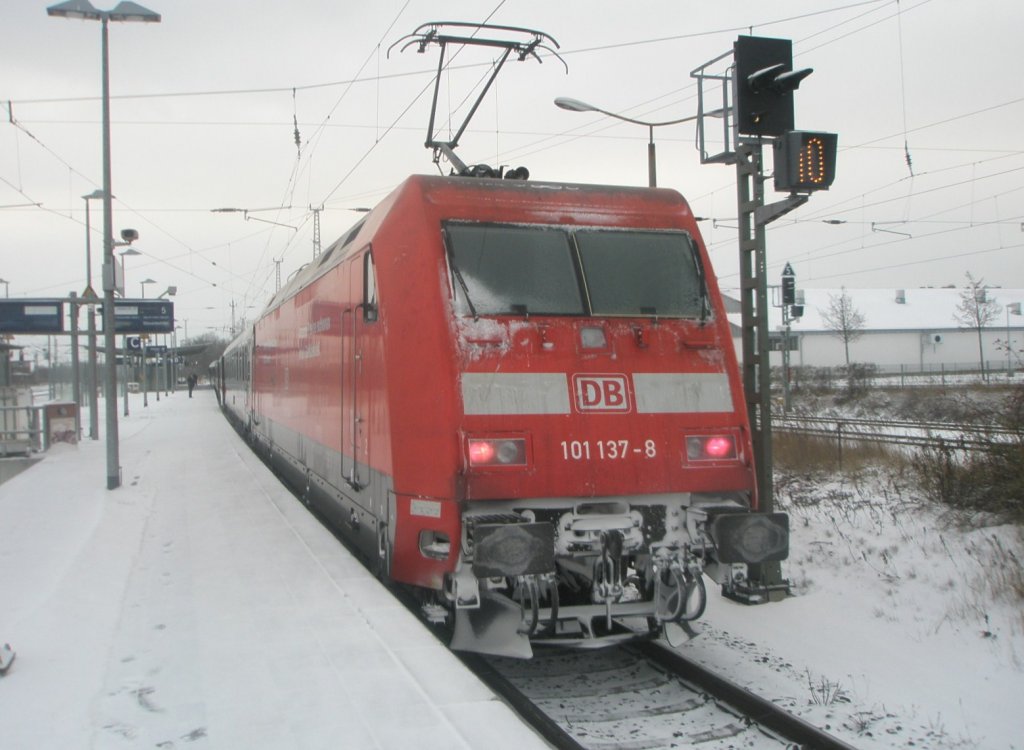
(686, 434), (738, 461)
(467, 437), (528, 467)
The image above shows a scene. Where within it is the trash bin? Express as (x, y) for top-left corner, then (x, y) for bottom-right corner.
(44, 401), (78, 446)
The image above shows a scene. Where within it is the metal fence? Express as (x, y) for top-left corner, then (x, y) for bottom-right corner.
(0, 387), (43, 455)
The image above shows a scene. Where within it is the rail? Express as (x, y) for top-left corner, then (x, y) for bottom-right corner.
(467, 641), (860, 749)
(636, 642), (860, 750)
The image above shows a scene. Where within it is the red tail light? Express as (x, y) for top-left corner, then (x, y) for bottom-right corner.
(467, 437), (527, 467)
(686, 434), (738, 461)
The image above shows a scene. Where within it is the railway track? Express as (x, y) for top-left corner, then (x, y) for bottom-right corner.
(271, 405), (864, 749)
(460, 642), (858, 750)
(290, 432), (858, 749)
(772, 414), (1019, 452)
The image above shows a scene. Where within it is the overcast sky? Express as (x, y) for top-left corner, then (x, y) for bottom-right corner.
(2, 0), (1022, 338)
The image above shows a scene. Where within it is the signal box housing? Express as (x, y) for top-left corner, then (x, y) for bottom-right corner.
(734, 36), (797, 137)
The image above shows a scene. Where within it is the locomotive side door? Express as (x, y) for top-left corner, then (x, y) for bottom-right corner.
(249, 326), (260, 430)
(341, 258), (356, 487)
(342, 248), (376, 490)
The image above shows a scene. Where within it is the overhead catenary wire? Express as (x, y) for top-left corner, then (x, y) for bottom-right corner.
(895, 0), (914, 179)
(238, 0), (512, 307)
(235, 1), (414, 308)
(4, 1), (891, 111)
(230, 0), (514, 307)
(713, 194), (1024, 286)
(497, 0), (935, 171)
(2, 0), (1019, 307)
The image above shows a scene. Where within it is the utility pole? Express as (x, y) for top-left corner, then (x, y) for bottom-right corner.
(69, 293), (81, 438)
(311, 205), (323, 260)
(734, 142), (805, 601)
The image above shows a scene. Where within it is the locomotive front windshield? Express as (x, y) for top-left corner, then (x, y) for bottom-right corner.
(444, 222), (707, 319)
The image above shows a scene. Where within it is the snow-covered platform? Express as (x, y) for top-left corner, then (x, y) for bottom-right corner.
(0, 388), (548, 749)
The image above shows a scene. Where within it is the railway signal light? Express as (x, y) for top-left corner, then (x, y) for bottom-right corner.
(734, 36), (812, 137)
(773, 131), (838, 191)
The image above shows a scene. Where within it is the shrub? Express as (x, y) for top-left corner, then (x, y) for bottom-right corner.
(911, 386), (1024, 523)
(837, 362), (877, 399)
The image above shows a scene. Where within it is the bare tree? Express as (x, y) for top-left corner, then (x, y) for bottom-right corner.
(954, 272), (1002, 381)
(820, 288), (866, 366)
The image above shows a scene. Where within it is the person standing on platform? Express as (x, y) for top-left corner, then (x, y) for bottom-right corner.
(187, 373), (198, 398)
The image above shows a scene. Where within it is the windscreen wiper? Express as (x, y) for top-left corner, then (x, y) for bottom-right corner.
(444, 238), (479, 320)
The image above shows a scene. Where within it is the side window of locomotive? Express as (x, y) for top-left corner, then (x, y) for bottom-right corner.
(575, 230), (706, 318)
(443, 223), (584, 317)
(362, 250), (378, 322)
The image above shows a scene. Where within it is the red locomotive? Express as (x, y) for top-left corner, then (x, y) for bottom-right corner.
(214, 174), (788, 657)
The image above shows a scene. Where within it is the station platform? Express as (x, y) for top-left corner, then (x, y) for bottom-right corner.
(0, 387), (549, 749)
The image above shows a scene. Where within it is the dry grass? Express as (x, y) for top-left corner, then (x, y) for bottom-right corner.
(805, 669), (850, 706)
(773, 432), (909, 475)
(962, 530), (1024, 629)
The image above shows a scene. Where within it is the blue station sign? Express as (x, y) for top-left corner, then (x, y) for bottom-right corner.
(0, 299), (65, 334)
(104, 300), (175, 334)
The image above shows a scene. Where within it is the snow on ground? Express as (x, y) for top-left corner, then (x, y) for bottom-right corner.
(0, 390), (547, 750)
(681, 387), (1024, 749)
(686, 470), (1022, 749)
(0, 386), (1021, 749)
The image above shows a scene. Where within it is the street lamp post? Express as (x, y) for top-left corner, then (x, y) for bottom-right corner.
(158, 286), (177, 394)
(82, 189), (105, 440)
(118, 247), (140, 417)
(48, 0), (161, 490)
(119, 247), (141, 297)
(554, 97), (700, 188)
(172, 326), (181, 393)
(69, 291), (82, 438)
(139, 278), (155, 406)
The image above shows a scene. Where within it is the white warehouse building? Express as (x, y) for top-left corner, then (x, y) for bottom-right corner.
(723, 287), (1024, 374)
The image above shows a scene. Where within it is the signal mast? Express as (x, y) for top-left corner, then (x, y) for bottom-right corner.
(692, 36), (838, 603)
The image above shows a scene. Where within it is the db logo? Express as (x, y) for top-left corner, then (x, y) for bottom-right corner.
(573, 374), (631, 413)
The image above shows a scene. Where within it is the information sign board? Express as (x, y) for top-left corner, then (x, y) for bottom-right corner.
(0, 299), (64, 334)
(102, 300), (175, 333)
